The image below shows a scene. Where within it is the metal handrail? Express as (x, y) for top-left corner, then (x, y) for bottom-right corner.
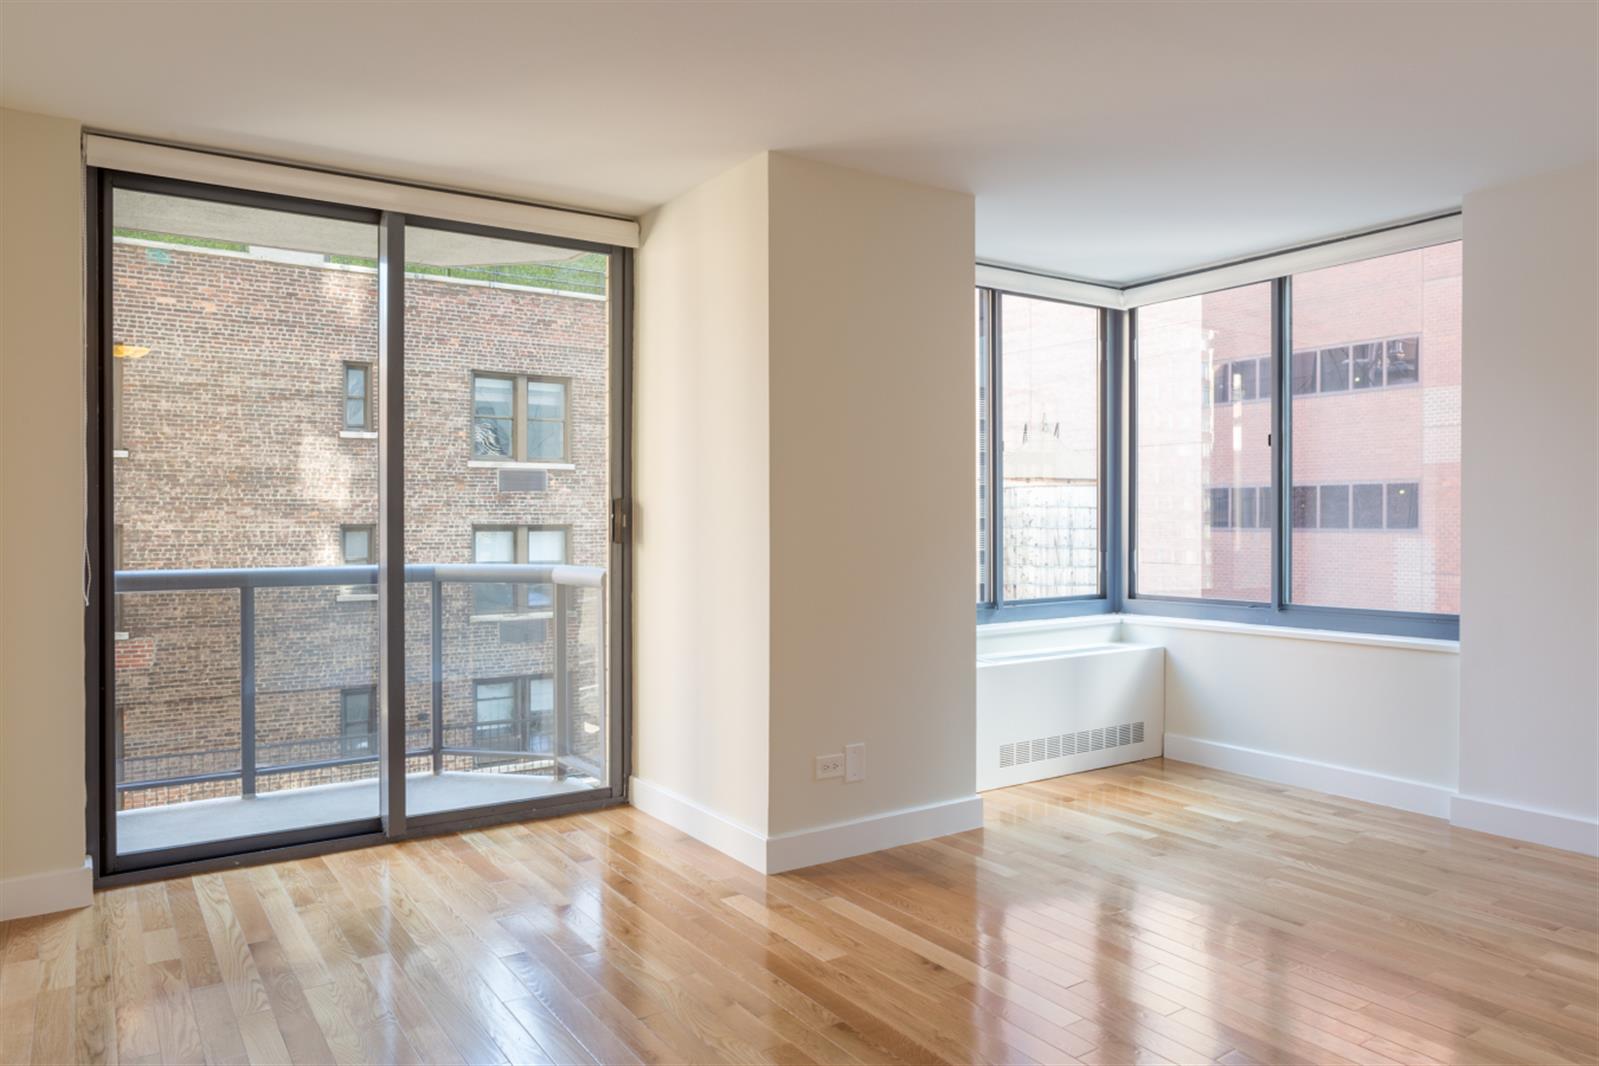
(114, 562), (605, 592)
(113, 563), (604, 797)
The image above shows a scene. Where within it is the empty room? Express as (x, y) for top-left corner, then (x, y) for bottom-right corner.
(1, 2), (1596, 1063)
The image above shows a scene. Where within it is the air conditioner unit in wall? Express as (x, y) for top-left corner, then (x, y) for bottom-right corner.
(976, 643), (1165, 791)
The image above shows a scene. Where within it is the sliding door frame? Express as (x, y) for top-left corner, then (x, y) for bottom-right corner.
(85, 168), (633, 886)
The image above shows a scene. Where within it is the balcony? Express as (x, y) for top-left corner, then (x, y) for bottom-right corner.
(111, 562), (608, 858)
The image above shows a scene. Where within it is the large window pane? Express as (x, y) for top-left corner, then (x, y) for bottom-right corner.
(1134, 283), (1272, 601)
(999, 294), (1100, 600)
(109, 189), (381, 855)
(405, 225), (611, 817)
(1290, 243), (1461, 612)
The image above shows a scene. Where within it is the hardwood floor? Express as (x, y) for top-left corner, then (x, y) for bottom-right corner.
(4, 758), (1597, 1065)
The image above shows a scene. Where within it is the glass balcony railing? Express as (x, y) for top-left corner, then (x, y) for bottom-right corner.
(112, 563), (606, 854)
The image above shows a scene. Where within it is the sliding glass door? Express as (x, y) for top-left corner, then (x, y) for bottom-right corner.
(400, 222), (613, 821)
(94, 172), (628, 876)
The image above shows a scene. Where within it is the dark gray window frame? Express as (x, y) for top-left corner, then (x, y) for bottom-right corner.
(85, 167), (634, 886)
(975, 288), (1116, 624)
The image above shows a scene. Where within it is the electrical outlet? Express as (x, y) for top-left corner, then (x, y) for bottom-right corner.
(815, 753), (845, 780)
(845, 742), (865, 783)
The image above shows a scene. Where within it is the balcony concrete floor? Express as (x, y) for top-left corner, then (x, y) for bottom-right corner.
(116, 770), (599, 854)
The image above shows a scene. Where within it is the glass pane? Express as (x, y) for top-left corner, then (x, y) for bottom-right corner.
(1290, 242), (1461, 611)
(342, 527), (370, 563)
(1387, 482), (1420, 529)
(527, 380), (565, 420)
(473, 375), (513, 416)
(1350, 342), (1383, 389)
(975, 290), (989, 603)
(406, 224), (611, 817)
(1134, 282), (1272, 602)
(527, 420), (564, 460)
(345, 365), (366, 398)
(1319, 484), (1350, 528)
(1319, 346), (1350, 391)
(345, 398), (366, 429)
(1000, 294), (1099, 601)
(1352, 484), (1384, 529)
(1291, 350), (1318, 394)
(110, 188), (380, 856)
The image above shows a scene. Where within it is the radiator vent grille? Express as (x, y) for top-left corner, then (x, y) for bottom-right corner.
(998, 720), (1146, 769)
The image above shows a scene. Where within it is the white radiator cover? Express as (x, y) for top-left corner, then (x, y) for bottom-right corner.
(976, 643), (1165, 791)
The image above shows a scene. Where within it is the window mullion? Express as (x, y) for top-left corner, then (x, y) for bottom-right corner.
(989, 290), (1005, 611)
(1271, 275), (1290, 611)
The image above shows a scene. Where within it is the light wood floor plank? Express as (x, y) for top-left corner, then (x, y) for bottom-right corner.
(10, 758), (1598, 1065)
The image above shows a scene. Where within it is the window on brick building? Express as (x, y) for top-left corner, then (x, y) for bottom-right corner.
(472, 372), (569, 462)
(343, 363), (372, 430)
(1133, 281), (1272, 603)
(1290, 242), (1460, 612)
(472, 525), (567, 617)
(340, 687), (376, 756)
(342, 524), (374, 565)
(473, 675), (554, 752)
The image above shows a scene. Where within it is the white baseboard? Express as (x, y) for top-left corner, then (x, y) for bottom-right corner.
(628, 776), (768, 872)
(628, 776), (983, 874)
(1450, 794), (1599, 857)
(0, 857), (93, 921)
(1163, 734), (1454, 818)
(765, 795), (984, 874)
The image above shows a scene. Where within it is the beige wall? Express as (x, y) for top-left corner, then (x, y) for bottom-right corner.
(766, 154), (975, 835)
(1, 108), (87, 884)
(1460, 161), (1598, 823)
(633, 153), (772, 833)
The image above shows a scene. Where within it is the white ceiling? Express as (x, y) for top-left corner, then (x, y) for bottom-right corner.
(3, 1), (1594, 284)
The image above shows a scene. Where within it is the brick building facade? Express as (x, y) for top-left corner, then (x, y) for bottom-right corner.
(111, 235), (611, 812)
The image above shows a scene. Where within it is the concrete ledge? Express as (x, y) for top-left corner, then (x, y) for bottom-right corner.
(1164, 733), (1454, 818)
(629, 776), (984, 874)
(1450, 794), (1599, 857)
(0, 857), (93, 921)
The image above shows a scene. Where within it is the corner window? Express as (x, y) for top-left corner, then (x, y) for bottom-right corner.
(343, 363), (372, 430)
(472, 372), (569, 462)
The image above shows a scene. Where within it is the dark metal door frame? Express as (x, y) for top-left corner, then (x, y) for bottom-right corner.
(85, 167), (634, 886)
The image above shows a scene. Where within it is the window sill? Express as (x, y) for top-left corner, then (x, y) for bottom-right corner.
(467, 460), (575, 472)
(1114, 612), (1459, 653)
(335, 591), (378, 603)
(113, 630), (129, 642)
(338, 430), (378, 440)
(112, 449), (129, 459)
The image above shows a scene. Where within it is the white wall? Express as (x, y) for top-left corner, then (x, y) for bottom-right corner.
(1457, 161), (1598, 853)
(633, 152), (980, 868)
(0, 108), (93, 916)
(633, 153), (772, 837)
(766, 154), (976, 837)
